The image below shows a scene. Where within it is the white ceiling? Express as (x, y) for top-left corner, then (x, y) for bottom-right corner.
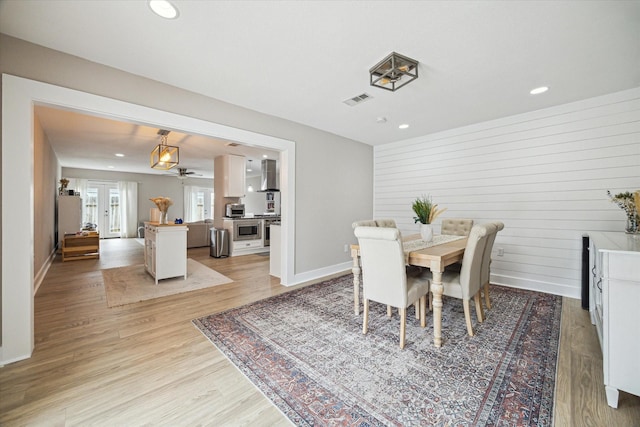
(1, 1), (639, 176)
(33, 105), (278, 179)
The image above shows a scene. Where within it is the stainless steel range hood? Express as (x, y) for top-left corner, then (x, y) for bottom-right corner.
(260, 159), (279, 192)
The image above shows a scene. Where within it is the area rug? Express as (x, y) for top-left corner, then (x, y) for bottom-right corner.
(193, 275), (562, 426)
(102, 258), (233, 307)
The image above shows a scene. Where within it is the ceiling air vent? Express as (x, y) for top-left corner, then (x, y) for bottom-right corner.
(343, 93), (373, 107)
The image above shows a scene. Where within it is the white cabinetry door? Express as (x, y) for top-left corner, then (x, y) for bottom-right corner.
(216, 154), (245, 197)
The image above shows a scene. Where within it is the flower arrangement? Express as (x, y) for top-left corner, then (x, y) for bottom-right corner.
(59, 178), (69, 195)
(150, 196), (173, 212)
(412, 195), (446, 224)
(150, 197), (173, 224)
(607, 190), (640, 233)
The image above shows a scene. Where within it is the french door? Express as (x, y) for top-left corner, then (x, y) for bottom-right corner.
(84, 182), (121, 238)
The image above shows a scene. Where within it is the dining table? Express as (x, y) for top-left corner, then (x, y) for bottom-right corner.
(350, 233), (468, 348)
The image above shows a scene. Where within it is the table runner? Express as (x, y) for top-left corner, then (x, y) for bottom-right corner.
(402, 234), (465, 263)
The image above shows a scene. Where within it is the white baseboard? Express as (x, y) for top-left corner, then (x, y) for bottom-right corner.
(34, 248), (57, 295)
(289, 261), (352, 287)
(491, 274), (580, 299)
(287, 267), (581, 300)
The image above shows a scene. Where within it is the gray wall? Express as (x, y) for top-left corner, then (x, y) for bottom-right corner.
(0, 33), (374, 276)
(62, 167), (213, 223)
(0, 34), (373, 355)
(33, 114), (60, 287)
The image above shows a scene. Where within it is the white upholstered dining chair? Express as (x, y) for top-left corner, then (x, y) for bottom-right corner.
(481, 221), (504, 310)
(351, 219), (397, 229)
(352, 219), (378, 228)
(424, 223), (495, 336)
(441, 218), (474, 236)
(354, 226), (430, 349)
(374, 218), (397, 228)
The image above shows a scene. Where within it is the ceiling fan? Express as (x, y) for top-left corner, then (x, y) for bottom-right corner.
(169, 167), (202, 179)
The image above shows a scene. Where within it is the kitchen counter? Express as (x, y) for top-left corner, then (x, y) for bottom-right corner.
(221, 218), (272, 256)
(223, 216), (281, 221)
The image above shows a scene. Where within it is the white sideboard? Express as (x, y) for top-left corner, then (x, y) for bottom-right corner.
(588, 231), (640, 408)
(144, 222), (188, 284)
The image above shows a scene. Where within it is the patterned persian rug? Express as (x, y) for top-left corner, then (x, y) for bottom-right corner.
(102, 258), (232, 307)
(193, 275), (561, 426)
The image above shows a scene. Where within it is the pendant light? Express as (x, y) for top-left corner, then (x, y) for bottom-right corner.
(150, 129), (179, 170)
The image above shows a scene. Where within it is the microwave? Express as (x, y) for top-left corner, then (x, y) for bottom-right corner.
(225, 203), (245, 218)
(233, 220), (262, 241)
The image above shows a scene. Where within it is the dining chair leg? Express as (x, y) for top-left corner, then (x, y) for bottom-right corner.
(474, 293), (484, 323)
(420, 295), (427, 328)
(363, 299), (369, 334)
(428, 292), (433, 311)
(399, 307), (407, 349)
(484, 282), (491, 309)
(387, 305), (392, 317)
(463, 299), (474, 336)
(415, 302), (420, 319)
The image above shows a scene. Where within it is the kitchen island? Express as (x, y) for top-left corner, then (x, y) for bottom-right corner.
(144, 222), (188, 284)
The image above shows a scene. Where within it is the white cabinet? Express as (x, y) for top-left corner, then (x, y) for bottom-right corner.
(222, 218), (267, 256)
(215, 154), (245, 197)
(57, 195), (82, 247)
(144, 222), (188, 284)
(588, 232), (640, 408)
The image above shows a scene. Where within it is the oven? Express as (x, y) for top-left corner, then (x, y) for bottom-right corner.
(233, 220), (262, 241)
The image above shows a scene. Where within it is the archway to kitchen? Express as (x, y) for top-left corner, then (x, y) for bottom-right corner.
(1, 74), (296, 364)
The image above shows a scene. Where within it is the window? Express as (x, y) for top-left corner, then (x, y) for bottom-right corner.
(186, 186), (213, 222)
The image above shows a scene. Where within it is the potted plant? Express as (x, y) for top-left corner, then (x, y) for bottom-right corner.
(412, 195), (446, 242)
(607, 190), (640, 234)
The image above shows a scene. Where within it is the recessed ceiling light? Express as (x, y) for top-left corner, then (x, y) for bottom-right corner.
(148, 0), (179, 19)
(530, 86), (549, 95)
(107, 165), (115, 169)
(376, 117), (387, 124)
(263, 154), (268, 158)
(399, 124), (409, 129)
(115, 153), (125, 157)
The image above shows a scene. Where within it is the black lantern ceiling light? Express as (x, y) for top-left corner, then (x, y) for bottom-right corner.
(150, 129), (179, 170)
(369, 52), (419, 92)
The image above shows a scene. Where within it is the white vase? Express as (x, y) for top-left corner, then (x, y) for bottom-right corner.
(420, 223), (433, 242)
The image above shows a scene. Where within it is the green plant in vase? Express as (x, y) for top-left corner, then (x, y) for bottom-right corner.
(412, 195), (446, 242)
(607, 190), (640, 234)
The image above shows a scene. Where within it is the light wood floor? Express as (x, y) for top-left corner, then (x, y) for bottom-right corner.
(1, 239), (639, 426)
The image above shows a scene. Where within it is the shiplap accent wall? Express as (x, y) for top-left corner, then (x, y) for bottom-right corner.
(374, 88), (640, 298)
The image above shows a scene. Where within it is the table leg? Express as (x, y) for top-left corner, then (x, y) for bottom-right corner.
(431, 270), (444, 347)
(351, 252), (360, 316)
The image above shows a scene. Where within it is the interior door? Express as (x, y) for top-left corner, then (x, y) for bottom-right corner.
(84, 182), (121, 238)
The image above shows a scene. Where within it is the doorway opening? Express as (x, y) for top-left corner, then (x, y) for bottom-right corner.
(2, 75), (296, 364)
